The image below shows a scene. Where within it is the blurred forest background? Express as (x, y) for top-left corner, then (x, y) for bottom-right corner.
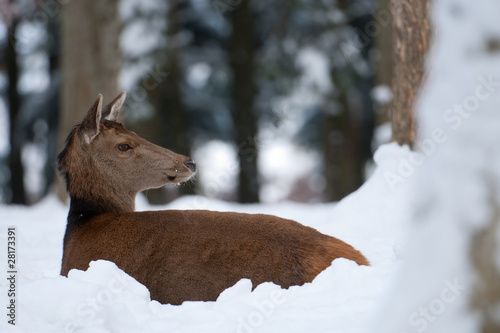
(0, 0), (397, 206)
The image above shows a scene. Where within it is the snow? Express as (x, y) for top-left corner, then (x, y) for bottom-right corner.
(0, 142), (411, 333)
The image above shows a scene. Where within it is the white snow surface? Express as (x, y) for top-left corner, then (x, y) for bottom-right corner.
(0, 143), (411, 333)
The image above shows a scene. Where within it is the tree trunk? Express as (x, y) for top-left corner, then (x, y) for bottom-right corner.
(6, 17), (27, 205)
(57, 0), (122, 201)
(323, 92), (366, 202)
(374, 0), (393, 126)
(229, 1), (260, 203)
(390, 0), (430, 147)
(323, 0), (373, 202)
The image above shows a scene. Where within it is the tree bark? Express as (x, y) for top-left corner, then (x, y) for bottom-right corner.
(6, 17), (27, 205)
(229, 1), (260, 203)
(390, 0), (430, 147)
(57, 0), (122, 201)
(374, 0), (393, 126)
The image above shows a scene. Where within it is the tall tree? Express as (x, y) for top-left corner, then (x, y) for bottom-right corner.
(6, 15), (26, 204)
(322, 93), (367, 201)
(374, 0), (393, 126)
(390, 0), (430, 147)
(229, 1), (260, 203)
(57, 0), (122, 200)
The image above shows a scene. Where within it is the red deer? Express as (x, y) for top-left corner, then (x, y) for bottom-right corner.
(58, 92), (369, 305)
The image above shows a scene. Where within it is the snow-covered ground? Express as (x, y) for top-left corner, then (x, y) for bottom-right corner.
(0, 143), (412, 333)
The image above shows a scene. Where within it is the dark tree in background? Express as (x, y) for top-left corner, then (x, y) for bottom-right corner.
(6, 14), (26, 204)
(320, 0), (375, 201)
(229, 1), (260, 203)
(1, 1), (61, 205)
(41, 16), (61, 198)
(390, 0), (430, 147)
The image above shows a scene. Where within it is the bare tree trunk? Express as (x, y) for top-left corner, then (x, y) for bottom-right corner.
(323, 0), (373, 202)
(229, 1), (260, 203)
(6, 17), (26, 205)
(323, 92), (366, 202)
(57, 0), (122, 201)
(390, 0), (430, 147)
(374, 0), (393, 126)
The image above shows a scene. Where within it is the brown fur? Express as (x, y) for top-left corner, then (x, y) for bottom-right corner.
(59, 92), (369, 305)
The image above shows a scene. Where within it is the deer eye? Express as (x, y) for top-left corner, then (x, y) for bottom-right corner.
(117, 144), (132, 152)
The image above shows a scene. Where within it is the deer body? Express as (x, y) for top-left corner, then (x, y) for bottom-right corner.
(59, 93), (369, 305)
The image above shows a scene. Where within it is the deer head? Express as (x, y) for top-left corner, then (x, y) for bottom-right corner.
(58, 92), (196, 213)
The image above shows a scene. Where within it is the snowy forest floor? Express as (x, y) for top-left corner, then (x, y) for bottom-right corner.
(0, 143), (412, 333)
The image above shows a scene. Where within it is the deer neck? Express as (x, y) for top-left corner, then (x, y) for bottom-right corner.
(66, 170), (136, 225)
(68, 191), (135, 218)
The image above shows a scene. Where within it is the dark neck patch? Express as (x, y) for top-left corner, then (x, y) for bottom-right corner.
(63, 196), (115, 247)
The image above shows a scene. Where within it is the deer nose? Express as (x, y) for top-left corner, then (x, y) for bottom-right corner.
(184, 160), (196, 173)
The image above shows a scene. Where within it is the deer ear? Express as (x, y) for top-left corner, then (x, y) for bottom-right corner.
(102, 91), (126, 122)
(81, 94), (103, 144)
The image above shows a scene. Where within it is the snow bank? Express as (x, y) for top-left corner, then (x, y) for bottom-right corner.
(0, 143), (411, 333)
